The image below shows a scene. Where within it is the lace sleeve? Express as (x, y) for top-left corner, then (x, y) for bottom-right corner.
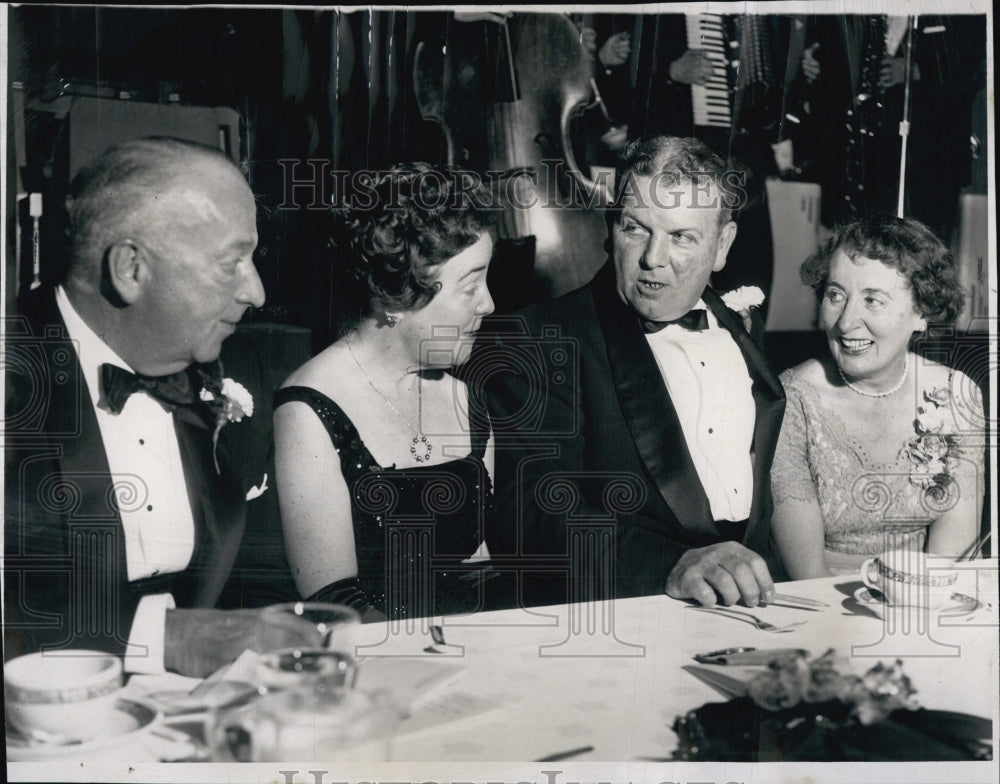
(771, 375), (820, 506)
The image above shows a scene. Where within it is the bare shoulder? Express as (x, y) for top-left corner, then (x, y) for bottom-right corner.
(280, 342), (352, 397)
(781, 357), (829, 390)
(912, 354), (955, 390)
(916, 357), (984, 417)
(275, 344), (357, 434)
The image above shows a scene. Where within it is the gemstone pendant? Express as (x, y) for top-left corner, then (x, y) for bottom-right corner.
(410, 434), (432, 463)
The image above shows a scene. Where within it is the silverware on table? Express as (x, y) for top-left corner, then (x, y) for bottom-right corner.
(686, 606), (807, 633)
(534, 745), (594, 762)
(761, 601), (821, 612)
(768, 592), (829, 608)
(693, 647), (808, 665)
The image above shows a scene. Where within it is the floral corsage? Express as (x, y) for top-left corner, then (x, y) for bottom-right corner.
(744, 649), (918, 725)
(198, 369), (254, 473)
(900, 386), (959, 499)
(721, 285), (765, 332)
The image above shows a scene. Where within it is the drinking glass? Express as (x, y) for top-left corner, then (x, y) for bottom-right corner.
(255, 602), (361, 691)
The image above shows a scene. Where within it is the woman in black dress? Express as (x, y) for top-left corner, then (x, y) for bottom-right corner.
(275, 163), (496, 621)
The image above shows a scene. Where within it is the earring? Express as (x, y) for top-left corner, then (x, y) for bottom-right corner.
(385, 312), (399, 327)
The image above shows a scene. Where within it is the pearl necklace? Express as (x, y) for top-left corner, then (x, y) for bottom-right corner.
(838, 355), (908, 398)
(346, 338), (433, 463)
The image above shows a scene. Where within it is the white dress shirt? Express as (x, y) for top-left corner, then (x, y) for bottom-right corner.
(56, 286), (195, 672)
(645, 301), (755, 522)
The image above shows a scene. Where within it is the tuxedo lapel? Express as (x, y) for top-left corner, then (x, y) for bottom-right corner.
(589, 263), (716, 536)
(32, 290), (121, 529)
(173, 410), (246, 607)
(702, 289), (785, 547)
(27, 286), (246, 608)
(8, 290), (133, 651)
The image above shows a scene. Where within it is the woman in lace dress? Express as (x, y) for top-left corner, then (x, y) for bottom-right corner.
(771, 215), (984, 577)
(274, 164), (496, 620)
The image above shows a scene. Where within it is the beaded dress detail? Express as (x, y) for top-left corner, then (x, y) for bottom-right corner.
(771, 366), (984, 573)
(275, 386), (492, 619)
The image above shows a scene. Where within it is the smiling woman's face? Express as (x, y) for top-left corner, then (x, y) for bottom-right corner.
(820, 250), (927, 391)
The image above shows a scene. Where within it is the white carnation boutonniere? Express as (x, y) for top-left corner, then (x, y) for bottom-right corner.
(721, 286), (766, 333)
(198, 372), (254, 473)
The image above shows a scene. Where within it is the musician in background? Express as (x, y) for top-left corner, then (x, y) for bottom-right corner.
(629, 13), (786, 318)
(798, 14), (986, 241)
(571, 16), (634, 175)
(404, 9), (515, 172)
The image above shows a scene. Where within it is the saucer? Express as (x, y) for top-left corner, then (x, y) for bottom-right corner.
(6, 698), (159, 761)
(853, 587), (981, 620)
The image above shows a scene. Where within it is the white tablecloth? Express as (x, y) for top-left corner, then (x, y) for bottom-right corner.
(7, 573), (998, 779)
(360, 573), (997, 761)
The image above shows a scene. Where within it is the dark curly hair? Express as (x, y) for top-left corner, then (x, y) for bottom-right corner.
(331, 163), (494, 329)
(800, 214), (966, 325)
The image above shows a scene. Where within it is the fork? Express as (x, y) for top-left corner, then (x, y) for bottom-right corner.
(688, 605), (807, 633)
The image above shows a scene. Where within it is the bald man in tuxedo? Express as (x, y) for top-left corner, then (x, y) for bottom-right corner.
(4, 138), (313, 676)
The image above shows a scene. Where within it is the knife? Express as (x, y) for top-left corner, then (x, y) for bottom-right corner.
(693, 647), (808, 665)
(768, 592), (829, 608)
(763, 601), (821, 612)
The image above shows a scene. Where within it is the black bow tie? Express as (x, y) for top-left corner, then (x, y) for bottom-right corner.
(100, 363), (198, 415)
(641, 308), (709, 334)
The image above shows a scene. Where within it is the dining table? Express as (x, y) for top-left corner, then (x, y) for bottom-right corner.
(6, 571), (998, 783)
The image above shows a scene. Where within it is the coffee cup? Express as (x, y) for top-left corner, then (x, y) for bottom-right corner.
(860, 549), (959, 609)
(4, 651), (123, 742)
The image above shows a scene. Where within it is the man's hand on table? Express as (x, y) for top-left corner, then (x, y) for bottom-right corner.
(164, 608), (322, 678)
(665, 541), (776, 607)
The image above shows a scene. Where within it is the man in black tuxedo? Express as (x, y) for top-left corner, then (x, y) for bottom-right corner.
(4, 138), (314, 676)
(483, 136), (785, 609)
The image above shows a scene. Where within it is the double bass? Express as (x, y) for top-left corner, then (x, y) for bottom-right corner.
(414, 12), (612, 304)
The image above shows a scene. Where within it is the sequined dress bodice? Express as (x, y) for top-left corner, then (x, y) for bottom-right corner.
(275, 386), (491, 619)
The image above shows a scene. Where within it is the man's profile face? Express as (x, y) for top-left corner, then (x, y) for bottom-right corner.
(611, 174), (736, 322)
(132, 162), (265, 375)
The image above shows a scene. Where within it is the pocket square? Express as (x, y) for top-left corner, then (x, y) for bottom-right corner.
(246, 473), (269, 501)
